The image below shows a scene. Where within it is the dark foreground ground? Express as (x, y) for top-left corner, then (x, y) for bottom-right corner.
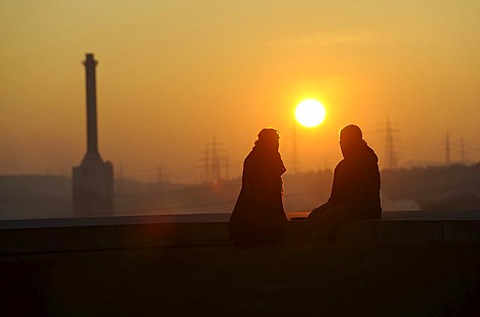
(1, 243), (480, 316)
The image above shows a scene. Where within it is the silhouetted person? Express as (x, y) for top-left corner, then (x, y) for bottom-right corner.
(307, 124), (381, 243)
(229, 128), (287, 247)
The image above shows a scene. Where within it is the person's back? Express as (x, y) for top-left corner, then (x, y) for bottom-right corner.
(329, 126), (381, 218)
(307, 124), (381, 243)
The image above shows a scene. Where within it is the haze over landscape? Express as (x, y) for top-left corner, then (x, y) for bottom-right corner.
(3, 4), (480, 316)
(1, 1), (479, 184)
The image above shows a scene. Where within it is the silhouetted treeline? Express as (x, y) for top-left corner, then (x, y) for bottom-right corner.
(381, 163), (480, 211)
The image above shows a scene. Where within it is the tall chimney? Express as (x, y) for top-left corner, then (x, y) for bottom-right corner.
(73, 53), (114, 217)
(84, 53), (98, 154)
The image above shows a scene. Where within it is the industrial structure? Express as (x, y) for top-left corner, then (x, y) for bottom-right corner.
(72, 53), (114, 217)
(200, 136), (229, 184)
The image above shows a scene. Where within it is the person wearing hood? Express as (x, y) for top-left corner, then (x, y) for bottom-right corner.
(229, 128), (288, 247)
(307, 124), (382, 243)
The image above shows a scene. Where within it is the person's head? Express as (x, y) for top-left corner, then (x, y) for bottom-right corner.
(255, 128), (280, 150)
(339, 124), (363, 157)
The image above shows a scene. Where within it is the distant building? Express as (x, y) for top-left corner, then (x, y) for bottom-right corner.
(72, 53), (113, 217)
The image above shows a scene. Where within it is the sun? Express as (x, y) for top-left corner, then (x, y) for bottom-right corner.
(295, 99), (326, 128)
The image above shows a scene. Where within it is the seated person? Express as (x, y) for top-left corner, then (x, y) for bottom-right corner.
(307, 124), (382, 243)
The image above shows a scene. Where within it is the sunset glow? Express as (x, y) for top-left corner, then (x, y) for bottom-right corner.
(0, 1), (479, 183)
(295, 99), (326, 128)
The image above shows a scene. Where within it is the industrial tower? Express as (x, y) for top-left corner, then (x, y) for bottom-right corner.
(72, 53), (114, 217)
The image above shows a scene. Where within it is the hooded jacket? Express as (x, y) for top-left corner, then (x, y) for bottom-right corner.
(328, 140), (381, 217)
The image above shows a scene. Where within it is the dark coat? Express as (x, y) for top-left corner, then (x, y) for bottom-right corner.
(328, 140), (382, 219)
(228, 145), (287, 245)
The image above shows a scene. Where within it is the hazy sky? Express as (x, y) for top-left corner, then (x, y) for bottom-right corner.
(1, 1), (479, 183)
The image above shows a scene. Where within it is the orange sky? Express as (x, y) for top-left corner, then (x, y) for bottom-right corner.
(1, 1), (479, 183)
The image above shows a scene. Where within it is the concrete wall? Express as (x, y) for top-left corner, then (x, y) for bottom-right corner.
(0, 222), (229, 255)
(333, 220), (480, 244)
(1, 218), (479, 255)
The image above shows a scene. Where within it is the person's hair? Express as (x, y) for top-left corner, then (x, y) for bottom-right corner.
(340, 124), (362, 141)
(255, 128), (280, 147)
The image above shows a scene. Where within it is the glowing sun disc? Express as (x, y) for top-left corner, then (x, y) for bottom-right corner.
(295, 99), (326, 127)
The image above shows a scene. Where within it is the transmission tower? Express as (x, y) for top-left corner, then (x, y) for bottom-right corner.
(445, 131), (451, 166)
(460, 135), (465, 164)
(384, 118), (399, 169)
(291, 125), (299, 174)
(200, 135), (229, 183)
(157, 165), (163, 184)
